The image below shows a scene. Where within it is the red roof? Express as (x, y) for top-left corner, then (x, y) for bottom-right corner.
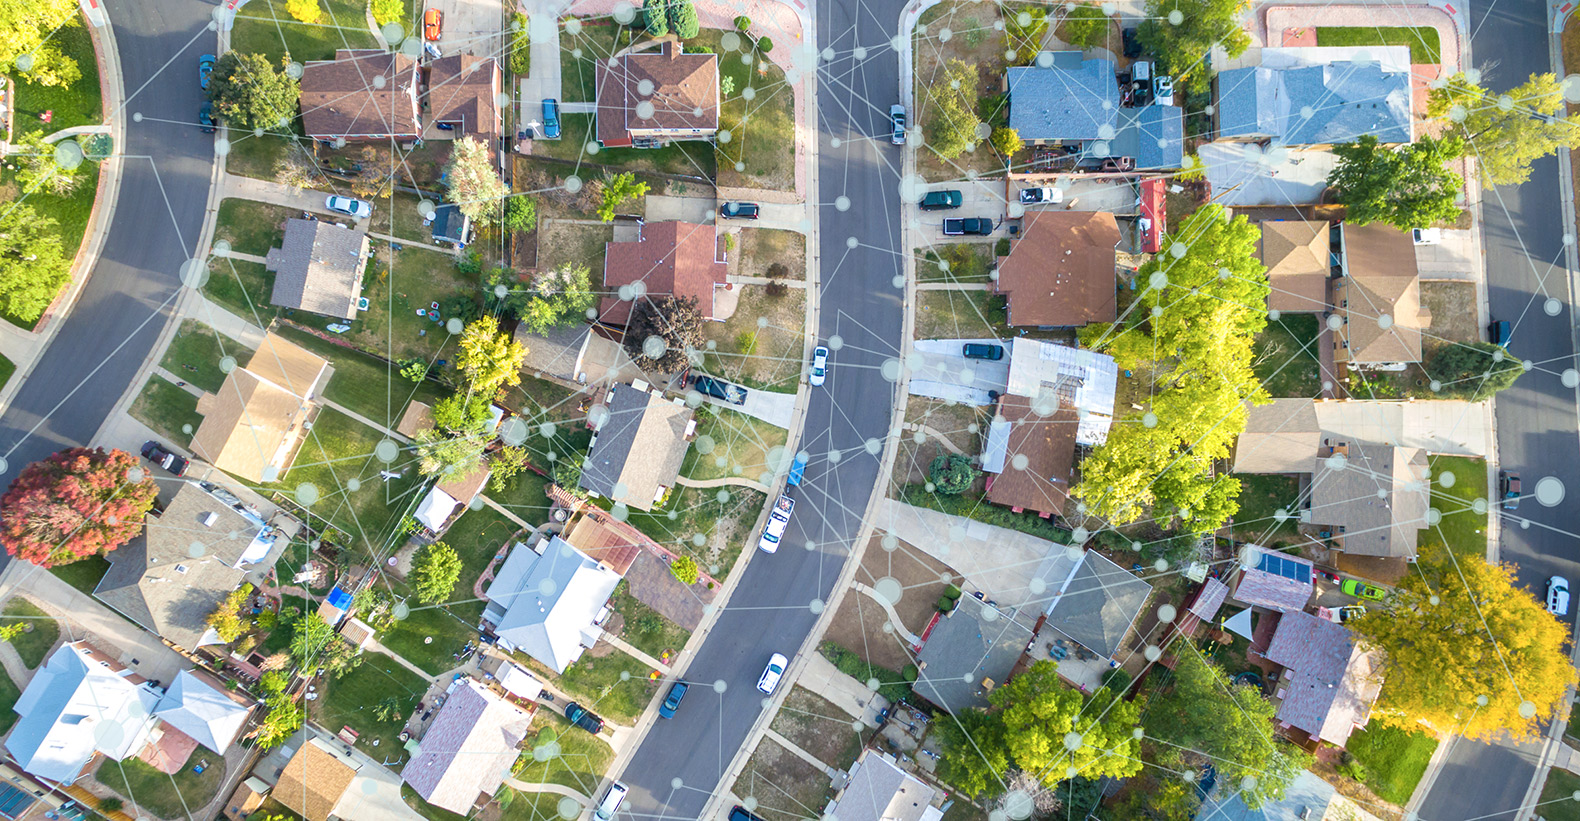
(599, 221), (727, 325)
(1140, 178), (1165, 254)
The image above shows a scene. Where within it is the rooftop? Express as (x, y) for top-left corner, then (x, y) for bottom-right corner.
(300, 49), (421, 139)
(830, 750), (943, 821)
(152, 669), (254, 753)
(982, 396), (1079, 517)
(482, 537), (622, 672)
(994, 210), (1121, 328)
(1005, 338), (1119, 446)
(599, 221), (727, 325)
(6, 642), (160, 784)
(266, 219), (370, 320)
(1231, 545), (1314, 612)
(275, 737), (359, 821)
(1264, 610), (1385, 746)
(1340, 223), (1430, 365)
(579, 383), (694, 511)
(402, 679), (532, 815)
(191, 331), (331, 482)
(1260, 220), (1331, 313)
(1310, 439), (1430, 558)
(914, 597), (1031, 713)
(594, 42), (720, 147)
(1043, 550), (1153, 658)
(1006, 54), (1120, 142)
(426, 55), (501, 138)
(1216, 48), (1413, 146)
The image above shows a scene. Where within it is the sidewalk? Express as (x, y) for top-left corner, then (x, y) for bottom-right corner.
(794, 652), (889, 728)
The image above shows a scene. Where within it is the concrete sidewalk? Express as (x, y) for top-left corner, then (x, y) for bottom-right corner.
(701, 388), (796, 429)
(793, 652), (889, 729)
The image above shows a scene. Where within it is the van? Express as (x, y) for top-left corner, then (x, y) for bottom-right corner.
(595, 782), (628, 821)
(1131, 61), (1152, 84)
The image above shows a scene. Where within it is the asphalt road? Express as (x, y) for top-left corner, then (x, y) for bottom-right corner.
(615, 2), (908, 817)
(0, 0), (216, 500)
(1415, 0), (1578, 816)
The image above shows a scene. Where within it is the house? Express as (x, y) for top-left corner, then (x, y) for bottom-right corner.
(152, 669), (254, 753)
(579, 382), (695, 511)
(299, 49), (421, 142)
(993, 210), (1121, 328)
(981, 397), (1079, 518)
(1197, 770), (1337, 821)
(481, 536), (622, 672)
(274, 737), (359, 821)
(265, 219), (371, 320)
(594, 41), (720, 147)
(1214, 47), (1414, 147)
(1260, 220), (1331, 314)
(190, 331), (332, 482)
(1233, 397), (1491, 468)
(1309, 438), (1429, 559)
(402, 679), (532, 814)
(560, 508), (649, 575)
(430, 203), (471, 247)
(425, 55), (501, 139)
(1262, 610), (1385, 746)
(222, 776), (272, 821)
(96, 482), (278, 651)
(829, 750), (943, 821)
(598, 221), (728, 326)
(913, 596), (1030, 712)
(1004, 338), (1119, 446)
(1043, 550), (1152, 659)
(413, 460), (492, 532)
(1333, 222), (1431, 367)
(5, 643), (160, 784)
(1005, 53), (1185, 168)
(1229, 545), (1314, 612)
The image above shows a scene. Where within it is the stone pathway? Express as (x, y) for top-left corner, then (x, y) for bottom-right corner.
(792, 653), (889, 728)
(849, 582), (923, 645)
(676, 475), (772, 493)
(599, 631), (671, 673)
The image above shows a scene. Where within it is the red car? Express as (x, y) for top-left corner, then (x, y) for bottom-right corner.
(423, 8), (442, 41)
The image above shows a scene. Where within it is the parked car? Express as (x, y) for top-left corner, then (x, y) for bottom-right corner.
(757, 495), (795, 554)
(198, 54), (215, 89)
(425, 41), (442, 59)
(325, 195), (372, 219)
(141, 441), (189, 476)
(787, 453), (807, 487)
(1501, 470), (1521, 511)
(943, 217), (994, 236)
(757, 653), (788, 694)
(542, 99), (560, 139)
(1489, 319), (1511, 347)
(657, 682), (689, 719)
(919, 190), (963, 211)
(199, 102), (215, 134)
(1121, 27), (1142, 58)
(1019, 187), (1062, 205)
(563, 702), (604, 734)
(1341, 579), (1387, 601)
(720, 201), (760, 219)
(1334, 605), (1367, 623)
(962, 343), (1004, 361)
(1152, 75), (1175, 106)
(594, 782), (627, 821)
(809, 345), (828, 387)
(1412, 227), (1443, 245)
(890, 104), (907, 145)
(691, 374), (747, 405)
(423, 8), (443, 40)
(1548, 576), (1571, 616)
(730, 807), (766, 821)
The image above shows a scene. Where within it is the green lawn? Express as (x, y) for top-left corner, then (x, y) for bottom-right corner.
(2, 599), (59, 669)
(0, 668), (19, 735)
(515, 710), (616, 793)
(487, 465), (555, 526)
(161, 320), (254, 394)
(499, 789), (578, 821)
(1253, 313), (1323, 398)
(229, 0), (378, 65)
(525, 646), (658, 725)
(608, 581), (690, 661)
(1540, 769), (1580, 821)
(272, 324), (450, 428)
(913, 290), (1011, 340)
(915, 244), (995, 284)
(343, 246), (471, 365)
(530, 112), (716, 178)
(50, 556), (110, 596)
(706, 30), (796, 190)
(1345, 724), (1438, 805)
(97, 756), (227, 820)
(1315, 26), (1442, 64)
(313, 652), (429, 764)
(1420, 455), (1489, 558)
(10, 21), (102, 139)
(0, 353), (17, 394)
(203, 258), (278, 325)
(1229, 474), (1302, 547)
(129, 374), (204, 447)
(559, 21), (627, 103)
(214, 198), (296, 257)
(224, 130), (297, 182)
(680, 405), (789, 484)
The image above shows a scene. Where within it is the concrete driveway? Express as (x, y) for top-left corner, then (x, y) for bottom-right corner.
(648, 194), (715, 223)
(700, 386), (795, 429)
(426, 0), (503, 58)
(907, 338), (1009, 405)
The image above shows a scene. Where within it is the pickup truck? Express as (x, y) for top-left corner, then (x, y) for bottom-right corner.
(1019, 187), (1062, 205)
(943, 217), (994, 236)
(757, 494), (795, 553)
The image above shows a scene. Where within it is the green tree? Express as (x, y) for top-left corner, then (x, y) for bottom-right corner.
(643, 0), (669, 37)
(416, 426), (489, 481)
(207, 51), (301, 132)
(670, 555), (699, 584)
(509, 13), (531, 74)
(370, 0), (402, 25)
(1003, 6), (1049, 64)
(1425, 341), (1523, 400)
(1328, 134), (1465, 230)
(444, 136), (509, 227)
(0, 203), (72, 324)
(553, 457), (586, 495)
(925, 59), (982, 160)
(488, 446), (531, 491)
(503, 195), (538, 233)
(668, 0), (700, 39)
(432, 392), (492, 433)
(598, 172), (650, 222)
(518, 263), (595, 335)
(411, 541), (463, 603)
(1062, 5), (1110, 49)
(285, 0), (322, 25)
(205, 584), (254, 643)
(0, 1), (83, 87)
(928, 452), (977, 495)
(289, 613), (335, 665)
(1136, 0), (1251, 96)
(1430, 72), (1580, 186)
(399, 359), (428, 383)
(990, 126), (1023, 158)
(0, 623), (25, 643)
(254, 694), (304, 748)
(12, 132), (83, 197)
(322, 636), (363, 679)
(935, 708), (1009, 797)
(757, 37), (773, 54)
(458, 314), (528, 390)
(623, 296), (703, 372)
(374, 696), (403, 722)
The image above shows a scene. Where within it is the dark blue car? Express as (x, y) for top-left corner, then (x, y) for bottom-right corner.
(542, 99), (560, 139)
(657, 681), (688, 718)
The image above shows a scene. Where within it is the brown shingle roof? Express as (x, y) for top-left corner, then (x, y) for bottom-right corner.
(190, 331), (329, 482)
(436, 460), (491, 504)
(300, 49), (421, 139)
(426, 55), (501, 138)
(275, 739), (357, 821)
(562, 509), (648, 575)
(397, 400), (436, 438)
(994, 210), (1121, 327)
(984, 396), (1078, 516)
(595, 42), (720, 146)
(266, 219), (370, 319)
(1339, 223), (1431, 364)
(1260, 220), (1330, 313)
(599, 221), (727, 325)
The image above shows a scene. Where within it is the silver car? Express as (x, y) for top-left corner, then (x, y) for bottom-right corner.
(325, 195), (372, 219)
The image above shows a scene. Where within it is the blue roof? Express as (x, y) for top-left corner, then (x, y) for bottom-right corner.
(1007, 55), (1120, 142)
(1217, 62), (1412, 146)
(327, 586), (353, 610)
(1111, 105), (1185, 169)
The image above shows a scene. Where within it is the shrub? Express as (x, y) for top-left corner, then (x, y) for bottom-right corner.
(928, 452), (977, 495)
(456, 249), (482, 275)
(370, 0), (402, 26)
(503, 195), (537, 233)
(671, 556), (700, 584)
(399, 358), (427, 383)
(735, 331), (758, 355)
(897, 484), (1073, 544)
(765, 281), (788, 299)
(937, 594), (957, 613)
(990, 126), (1023, 157)
(509, 13), (531, 75)
(285, 0), (321, 24)
(735, 15), (751, 31)
(902, 664), (920, 682)
(1101, 668), (1133, 693)
(758, 37), (773, 53)
(766, 262), (789, 279)
(99, 798), (124, 813)
(995, 238), (1011, 256)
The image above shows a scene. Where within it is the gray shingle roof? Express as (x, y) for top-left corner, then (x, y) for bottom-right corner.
(578, 384), (692, 510)
(1216, 62), (1412, 146)
(1043, 550), (1152, 658)
(1007, 56), (1120, 142)
(832, 752), (939, 821)
(1111, 105), (1185, 169)
(914, 597), (1030, 713)
(1309, 440), (1429, 558)
(266, 219), (369, 320)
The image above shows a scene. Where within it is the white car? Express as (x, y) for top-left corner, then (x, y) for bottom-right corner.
(1153, 75), (1175, 106)
(325, 195), (372, 219)
(1548, 576), (1570, 616)
(757, 653), (788, 694)
(756, 495), (794, 554)
(809, 346), (828, 387)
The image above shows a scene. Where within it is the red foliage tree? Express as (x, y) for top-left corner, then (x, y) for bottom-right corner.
(0, 448), (158, 568)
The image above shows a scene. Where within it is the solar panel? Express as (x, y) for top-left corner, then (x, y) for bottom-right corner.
(1256, 551), (1311, 584)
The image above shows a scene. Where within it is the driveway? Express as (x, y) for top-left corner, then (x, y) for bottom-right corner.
(699, 387), (794, 429)
(907, 339), (1009, 405)
(648, 194), (715, 224)
(426, 0), (503, 58)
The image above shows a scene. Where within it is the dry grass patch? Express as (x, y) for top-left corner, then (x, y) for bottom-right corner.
(702, 286), (806, 392)
(769, 687), (864, 770)
(1419, 280), (1480, 347)
(733, 737), (835, 821)
(737, 228), (807, 280)
(913, 1), (1011, 182)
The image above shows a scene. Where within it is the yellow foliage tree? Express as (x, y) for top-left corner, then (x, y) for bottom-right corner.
(457, 315), (528, 391)
(286, 0), (322, 24)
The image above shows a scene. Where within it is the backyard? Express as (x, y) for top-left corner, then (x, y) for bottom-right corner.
(1419, 455), (1489, 558)
(1229, 474), (1302, 547)
(536, 219), (613, 276)
(228, 0), (378, 64)
(1253, 313), (1323, 398)
(161, 320), (254, 394)
(129, 374), (205, 447)
(0, 670), (17, 734)
(97, 756), (227, 821)
(2, 598), (60, 669)
(343, 246), (473, 364)
(313, 652), (430, 765)
(515, 710), (616, 794)
(1344, 724), (1439, 805)
(680, 405), (790, 484)
(700, 285), (806, 392)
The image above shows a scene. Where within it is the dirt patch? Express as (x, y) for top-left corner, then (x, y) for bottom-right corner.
(826, 594), (919, 672)
(913, 1), (1010, 182)
(737, 228), (807, 280)
(894, 399), (987, 488)
(1419, 280), (1479, 348)
(537, 219), (613, 277)
(823, 534), (963, 671)
(733, 737), (835, 821)
(914, 290), (1010, 340)
(769, 686), (866, 770)
(701, 285), (807, 391)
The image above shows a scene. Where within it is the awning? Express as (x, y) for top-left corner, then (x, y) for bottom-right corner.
(498, 664), (543, 701)
(415, 487), (459, 531)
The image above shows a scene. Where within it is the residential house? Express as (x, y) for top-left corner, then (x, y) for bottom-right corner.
(1309, 437), (1430, 559)
(914, 597), (1029, 712)
(96, 482), (278, 651)
(1006, 53), (1185, 169)
(222, 777), (271, 821)
(274, 737), (359, 821)
(1197, 770), (1338, 821)
(481, 536), (622, 672)
(1260, 220), (1331, 314)
(265, 218), (371, 320)
(402, 679), (532, 814)
(598, 221), (728, 326)
(152, 669), (254, 754)
(190, 331), (332, 482)
(414, 460), (492, 532)
(981, 396), (1079, 519)
(1229, 545), (1314, 612)
(424, 55), (501, 139)
(1234, 397), (1491, 466)
(1214, 47), (1414, 147)
(300, 49), (421, 142)
(1333, 222), (1431, 368)
(1043, 550), (1153, 659)
(579, 381), (695, 511)
(1004, 338), (1119, 446)
(594, 41), (720, 147)
(829, 750), (944, 821)
(430, 203), (471, 247)
(1261, 610), (1385, 747)
(993, 210), (1121, 328)
(5, 643), (160, 784)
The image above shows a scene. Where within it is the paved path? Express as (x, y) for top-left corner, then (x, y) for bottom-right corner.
(793, 652), (888, 728)
(503, 777), (590, 803)
(184, 292), (270, 347)
(42, 124), (112, 143)
(481, 494), (536, 531)
(0, 642), (34, 689)
(599, 631), (671, 673)
(916, 282), (990, 291)
(361, 641), (438, 683)
(699, 389), (796, 429)
(849, 581), (923, 645)
(676, 475), (773, 493)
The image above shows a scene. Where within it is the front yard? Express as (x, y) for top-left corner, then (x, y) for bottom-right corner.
(1314, 26), (1441, 64)
(2, 599), (60, 669)
(160, 320), (254, 394)
(97, 756), (227, 821)
(1344, 724), (1439, 805)
(620, 485), (766, 581)
(912, 0), (1011, 182)
(130, 375), (204, 447)
(515, 710), (616, 794)
(732, 736), (835, 821)
(769, 687), (864, 770)
(707, 30), (797, 191)
(203, 258), (277, 323)
(737, 228), (807, 280)
(913, 290), (1009, 340)
(1419, 455), (1489, 558)
(314, 652), (429, 764)
(700, 285), (807, 393)
(1540, 769), (1580, 821)
(681, 405), (790, 485)
(915, 243), (996, 284)
(538, 645), (659, 725)
(213, 198), (296, 257)
(229, 0), (378, 64)
(608, 581), (690, 661)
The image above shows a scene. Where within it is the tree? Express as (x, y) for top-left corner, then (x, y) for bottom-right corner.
(207, 51), (300, 132)
(598, 172), (650, 222)
(0, 623), (25, 643)
(989, 126), (1023, 158)
(668, 0), (700, 38)
(1075, 205), (1268, 532)
(1430, 72), (1580, 186)
(517, 263), (595, 335)
(443, 136), (508, 226)
(12, 132), (83, 197)
(206, 584), (254, 643)
(411, 541), (462, 603)
(416, 426), (489, 481)
(553, 457), (586, 495)
(757, 37), (773, 54)
(285, 0), (322, 24)
(458, 315), (528, 391)
(322, 635), (364, 678)
(643, 0), (669, 37)
(1350, 545), (1575, 741)
(1003, 6), (1049, 64)
(1136, 0), (1250, 96)
(1062, 5), (1110, 49)
(670, 556), (699, 585)
(400, 359), (428, 383)
(1148, 652), (1311, 809)
(925, 59), (982, 160)
(374, 696), (403, 722)
(290, 613), (335, 666)
(623, 296), (703, 372)
(370, 0), (402, 25)
(0, 1), (84, 87)
(928, 453), (977, 495)
(0, 202), (72, 324)
(935, 707), (1010, 797)
(0, 447), (158, 568)
(721, 75), (736, 97)
(503, 195), (538, 233)
(488, 446), (531, 491)
(1329, 135), (1465, 231)
(735, 15), (752, 31)
(254, 693), (304, 748)
(1425, 341), (1523, 400)
(432, 392), (492, 433)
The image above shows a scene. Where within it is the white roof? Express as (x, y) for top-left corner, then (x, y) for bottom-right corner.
(1005, 338), (1118, 445)
(153, 669), (251, 753)
(415, 487), (459, 531)
(6, 644), (159, 782)
(497, 664), (544, 701)
(483, 537), (622, 672)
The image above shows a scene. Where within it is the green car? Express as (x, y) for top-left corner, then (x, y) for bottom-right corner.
(1341, 579), (1387, 601)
